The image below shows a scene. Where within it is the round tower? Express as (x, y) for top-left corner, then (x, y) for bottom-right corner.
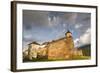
(65, 30), (72, 38)
(65, 30), (74, 50)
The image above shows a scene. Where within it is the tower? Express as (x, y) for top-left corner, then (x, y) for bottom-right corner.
(65, 30), (74, 50)
(65, 30), (72, 38)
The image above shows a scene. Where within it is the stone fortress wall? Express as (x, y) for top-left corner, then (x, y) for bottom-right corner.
(23, 31), (83, 60)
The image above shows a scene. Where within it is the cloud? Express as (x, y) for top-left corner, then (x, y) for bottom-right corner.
(61, 12), (78, 24)
(23, 10), (91, 49)
(74, 38), (80, 47)
(74, 28), (91, 47)
(75, 24), (82, 29)
(48, 16), (60, 27)
(80, 28), (91, 45)
(23, 10), (49, 29)
(24, 34), (33, 40)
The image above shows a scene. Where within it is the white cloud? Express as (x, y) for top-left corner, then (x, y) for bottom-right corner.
(74, 28), (91, 47)
(80, 28), (91, 44)
(24, 34), (33, 40)
(63, 23), (66, 27)
(74, 38), (80, 47)
(75, 24), (82, 29)
(48, 16), (60, 27)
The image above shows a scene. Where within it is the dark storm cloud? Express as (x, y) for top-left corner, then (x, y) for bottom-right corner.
(23, 10), (49, 30)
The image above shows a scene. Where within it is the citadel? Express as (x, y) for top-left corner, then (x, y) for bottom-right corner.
(23, 30), (83, 61)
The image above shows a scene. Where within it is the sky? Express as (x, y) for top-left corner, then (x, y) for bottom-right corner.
(23, 10), (91, 49)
